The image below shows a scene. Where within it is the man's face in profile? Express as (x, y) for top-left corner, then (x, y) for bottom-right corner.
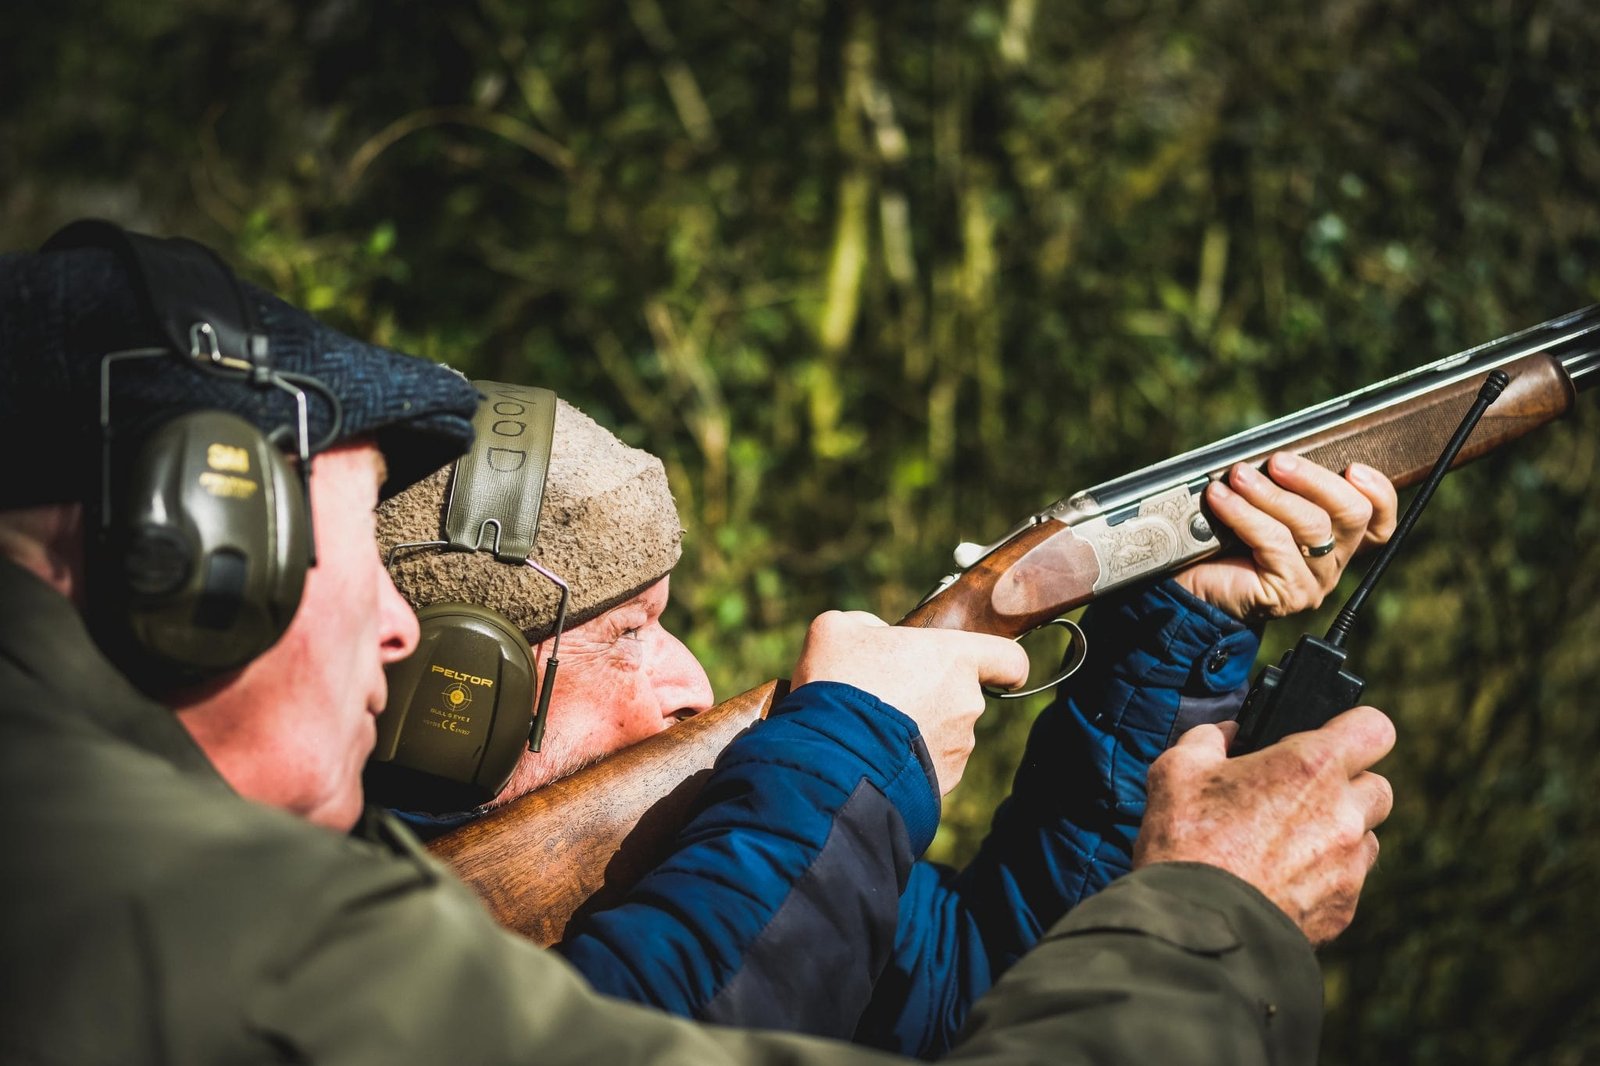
(492, 575), (714, 804)
(179, 443), (421, 830)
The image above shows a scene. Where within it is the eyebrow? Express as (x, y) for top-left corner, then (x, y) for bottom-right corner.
(606, 599), (653, 631)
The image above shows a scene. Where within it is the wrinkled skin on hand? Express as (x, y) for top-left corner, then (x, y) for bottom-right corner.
(791, 611), (1029, 795)
(1176, 453), (1399, 623)
(1133, 708), (1397, 945)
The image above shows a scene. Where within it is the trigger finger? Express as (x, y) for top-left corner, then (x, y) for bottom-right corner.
(967, 631), (1030, 692)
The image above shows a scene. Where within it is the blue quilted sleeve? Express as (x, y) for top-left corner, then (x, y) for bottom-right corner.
(854, 578), (1260, 1057)
(555, 680), (940, 1037)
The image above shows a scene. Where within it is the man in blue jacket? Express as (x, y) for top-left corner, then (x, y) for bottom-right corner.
(377, 387), (1397, 1055)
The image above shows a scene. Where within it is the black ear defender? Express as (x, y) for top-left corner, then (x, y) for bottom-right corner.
(365, 382), (570, 815)
(40, 220), (340, 680)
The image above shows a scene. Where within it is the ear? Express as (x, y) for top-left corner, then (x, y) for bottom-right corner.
(0, 503), (86, 602)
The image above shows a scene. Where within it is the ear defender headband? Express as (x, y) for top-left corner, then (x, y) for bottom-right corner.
(40, 220), (340, 682)
(365, 382), (570, 815)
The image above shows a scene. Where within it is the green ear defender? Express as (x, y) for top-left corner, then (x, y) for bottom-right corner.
(118, 409), (308, 674)
(40, 219), (328, 684)
(364, 382), (568, 815)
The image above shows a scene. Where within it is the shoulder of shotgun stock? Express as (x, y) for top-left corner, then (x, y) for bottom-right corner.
(429, 680), (785, 945)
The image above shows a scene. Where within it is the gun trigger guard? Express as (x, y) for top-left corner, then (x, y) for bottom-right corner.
(985, 617), (1087, 700)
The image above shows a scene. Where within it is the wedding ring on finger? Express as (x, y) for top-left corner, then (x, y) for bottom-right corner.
(1299, 535), (1337, 559)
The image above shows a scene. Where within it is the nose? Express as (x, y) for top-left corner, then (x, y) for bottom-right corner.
(377, 568), (421, 664)
(650, 626), (714, 720)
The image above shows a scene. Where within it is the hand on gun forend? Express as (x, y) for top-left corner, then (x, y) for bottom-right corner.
(790, 612), (1030, 795)
(1176, 453), (1399, 623)
(1132, 707), (1396, 945)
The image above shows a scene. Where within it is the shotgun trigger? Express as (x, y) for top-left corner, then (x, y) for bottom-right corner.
(984, 617), (1088, 700)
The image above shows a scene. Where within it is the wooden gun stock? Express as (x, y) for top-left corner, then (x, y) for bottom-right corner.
(429, 680), (786, 945)
(433, 318), (1598, 945)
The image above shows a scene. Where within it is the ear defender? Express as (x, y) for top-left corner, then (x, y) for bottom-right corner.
(40, 219), (331, 686)
(118, 410), (308, 674)
(366, 603), (540, 814)
(364, 382), (569, 815)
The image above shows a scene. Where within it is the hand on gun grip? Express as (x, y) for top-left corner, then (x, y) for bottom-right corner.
(1132, 706), (1396, 945)
(1176, 453), (1398, 623)
(791, 612), (1030, 795)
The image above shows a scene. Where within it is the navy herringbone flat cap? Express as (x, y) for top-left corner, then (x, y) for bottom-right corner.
(0, 240), (480, 508)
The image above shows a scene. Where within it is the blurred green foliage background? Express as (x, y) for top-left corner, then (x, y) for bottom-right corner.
(5, 0), (1599, 1059)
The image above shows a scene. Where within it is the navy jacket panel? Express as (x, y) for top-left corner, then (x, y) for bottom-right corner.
(556, 681), (937, 1034)
(1038, 579), (1258, 891)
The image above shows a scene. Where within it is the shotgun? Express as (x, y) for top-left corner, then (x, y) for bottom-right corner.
(431, 306), (1600, 946)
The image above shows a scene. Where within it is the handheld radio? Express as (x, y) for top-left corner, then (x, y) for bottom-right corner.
(1232, 370), (1510, 754)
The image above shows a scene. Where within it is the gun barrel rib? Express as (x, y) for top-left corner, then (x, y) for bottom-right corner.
(1558, 343), (1600, 391)
(1048, 305), (1600, 524)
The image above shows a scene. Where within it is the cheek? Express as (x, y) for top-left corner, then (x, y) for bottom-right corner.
(271, 556), (384, 763)
(551, 657), (666, 751)
(595, 675), (667, 747)
(314, 556), (385, 659)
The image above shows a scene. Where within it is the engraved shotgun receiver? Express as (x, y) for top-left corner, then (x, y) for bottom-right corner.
(906, 306), (1599, 639)
(432, 306), (1600, 945)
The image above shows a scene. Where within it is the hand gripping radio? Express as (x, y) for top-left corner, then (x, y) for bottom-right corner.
(1232, 370), (1509, 753)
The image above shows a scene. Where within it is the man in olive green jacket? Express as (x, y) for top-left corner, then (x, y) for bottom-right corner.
(0, 227), (1394, 1064)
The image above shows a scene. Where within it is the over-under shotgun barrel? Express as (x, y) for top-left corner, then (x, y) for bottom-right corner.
(910, 306), (1599, 635)
(432, 307), (1600, 945)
